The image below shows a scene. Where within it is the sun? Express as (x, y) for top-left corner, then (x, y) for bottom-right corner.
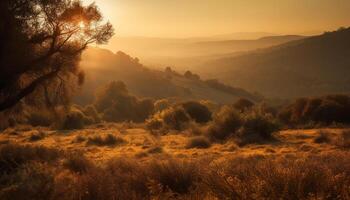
(79, 21), (86, 29)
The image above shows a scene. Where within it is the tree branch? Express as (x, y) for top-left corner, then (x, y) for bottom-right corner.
(0, 68), (61, 111)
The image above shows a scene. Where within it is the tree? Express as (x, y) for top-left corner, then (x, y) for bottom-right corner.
(0, 0), (114, 112)
(95, 81), (155, 122)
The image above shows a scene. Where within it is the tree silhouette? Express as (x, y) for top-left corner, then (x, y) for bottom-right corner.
(0, 0), (114, 111)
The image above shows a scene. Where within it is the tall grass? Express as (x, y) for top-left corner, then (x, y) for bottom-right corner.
(0, 144), (349, 199)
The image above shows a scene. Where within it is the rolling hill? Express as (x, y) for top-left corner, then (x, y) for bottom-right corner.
(75, 48), (261, 105)
(105, 35), (305, 68)
(200, 27), (350, 98)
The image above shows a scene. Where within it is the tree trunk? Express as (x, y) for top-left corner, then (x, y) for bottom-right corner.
(0, 69), (60, 112)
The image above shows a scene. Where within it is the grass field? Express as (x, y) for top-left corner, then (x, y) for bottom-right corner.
(0, 124), (349, 200)
(1, 124), (348, 162)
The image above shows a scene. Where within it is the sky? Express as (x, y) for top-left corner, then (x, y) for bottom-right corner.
(83, 0), (350, 38)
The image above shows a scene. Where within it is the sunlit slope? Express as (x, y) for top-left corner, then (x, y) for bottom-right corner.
(77, 48), (260, 105)
(202, 28), (350, 98)
(106, 35), (305, 68)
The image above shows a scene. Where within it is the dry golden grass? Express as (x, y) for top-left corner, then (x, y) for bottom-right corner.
(0, 124), (350, 199)
(0, 124), (349, 162)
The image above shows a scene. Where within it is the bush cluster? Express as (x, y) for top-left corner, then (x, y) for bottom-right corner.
(278, 94), (350, 125)
(95, 81), (154, 123)
(206, 106), (242, 141)
(146, 101), (212, 132)
(205, 105), (279, 144)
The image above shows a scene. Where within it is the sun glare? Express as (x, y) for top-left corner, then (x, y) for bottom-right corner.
(79, 21), (85, 29)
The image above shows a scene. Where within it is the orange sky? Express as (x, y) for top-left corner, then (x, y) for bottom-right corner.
(83, 0), (350, 38)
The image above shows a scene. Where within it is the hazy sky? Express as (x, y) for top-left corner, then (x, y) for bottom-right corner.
(84, 0), (350, 38)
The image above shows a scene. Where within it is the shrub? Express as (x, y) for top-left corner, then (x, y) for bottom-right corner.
(145, 118), (163, 131)
(0, 145), (349, 199)
(135, 98), (155, 122)
(63, 153), (93, 173)
(0, 144), (60, 173)
(186, 136), (211, 149)
(82, 115), (95, 125)
(29, 131), (46, 141)
(183, 70), (200, 80)
(278, 94), (350, 125)
(335, 130), (350, 149)
(87, 134), (126, 147)
(314, 130), (332, 144)
(233, 98), (255, 112)
(204, 153), (350, 200)
(161, 107), (191, 131)
(237, 112), (279, 145)
(26, 110), (54, 127)
(206, 106), (242, 141)
(154, 99), (171, 112)
(181, 101), (212, 123)
(83, 105), (101, 123)
(0, 163), (56, 200)
(148, 159), (200, 194)
(61, 109), (86, 130)
(104, 158), (150, 199)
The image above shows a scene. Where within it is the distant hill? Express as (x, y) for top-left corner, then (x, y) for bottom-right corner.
(106, 35), (305, 68)
(192, 35), (306, 56)
(201, 27), (350, 98)
(76, 48), (261, 105)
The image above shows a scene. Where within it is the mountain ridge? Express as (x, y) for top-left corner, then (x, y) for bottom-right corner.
(201, 27), (350, 98)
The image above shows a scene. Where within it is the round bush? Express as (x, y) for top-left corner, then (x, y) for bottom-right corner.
(206, 106), (242, 141)
(161, 107), (191, 131)
(61, 110), (86, 130)
(181, 101), (212, 123)
(237, 112), (279, 145)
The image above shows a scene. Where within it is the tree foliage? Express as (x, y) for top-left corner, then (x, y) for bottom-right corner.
(95, 81), (155, 123)
(0, 0), (114, 111)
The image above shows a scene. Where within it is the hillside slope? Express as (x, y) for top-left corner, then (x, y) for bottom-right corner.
(76, 48), (261, 105)
(202, 28), (350, 98)
(106, 35), (305, 68)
